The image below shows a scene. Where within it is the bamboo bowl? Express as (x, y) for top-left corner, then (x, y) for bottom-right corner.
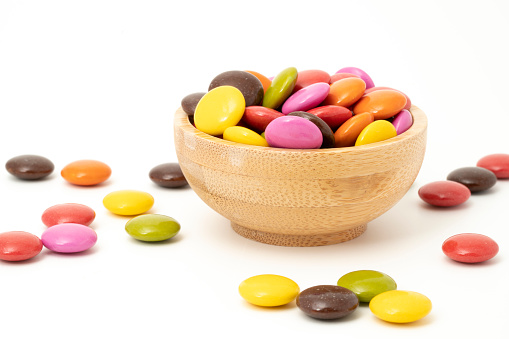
(174, 105), (427, 247)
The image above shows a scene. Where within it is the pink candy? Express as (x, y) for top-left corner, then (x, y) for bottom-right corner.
(41, 223), (97, 253)
(265, 116), (323, 149)
(282, 82), (330, 115)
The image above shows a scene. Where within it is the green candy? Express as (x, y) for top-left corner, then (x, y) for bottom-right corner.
(337, 270), (397, 303)
(262, 67), (298, 109)
(125, 214), (180, 242)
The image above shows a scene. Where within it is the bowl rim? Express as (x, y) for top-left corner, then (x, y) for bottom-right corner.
(174, 105), (427, 154)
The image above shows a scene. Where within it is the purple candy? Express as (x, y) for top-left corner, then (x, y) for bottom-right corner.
(392, 109), (413, 134)
(41, 223), (97, 253)
(265, 116), (323, 149)
(335, 67), (375, 89)
(281, 82), (330, 115)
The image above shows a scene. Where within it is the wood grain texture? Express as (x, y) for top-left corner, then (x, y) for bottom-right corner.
(174, 105), (427, 246)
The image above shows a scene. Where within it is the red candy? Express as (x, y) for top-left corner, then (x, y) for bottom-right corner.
(0, 231), (43, 261)
(442, 233), (499, 263)
(418, 181), (471, 207)
(42, 203), (96, 227)
(292, 69), (331, 93)
(307, 105), (352, 131)
(477, 153), (509, 179)
(241, 106), (284, 132)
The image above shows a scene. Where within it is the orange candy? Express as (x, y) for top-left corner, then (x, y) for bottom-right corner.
(61, 160), (112, 186)
(334, 112), (374, 147)
(245, 70), (272, 93)
(364, 86), (412, 110)
(322, 77), (366, 107)
(353, 89), (407, 120)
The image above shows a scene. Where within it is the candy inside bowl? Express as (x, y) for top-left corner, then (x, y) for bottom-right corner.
(174, 105), (427, 247)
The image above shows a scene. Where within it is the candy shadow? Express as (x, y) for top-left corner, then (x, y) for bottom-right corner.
(43, 246), (99, 257)
(0, 251), (47, 265)
(372, 313), (435, 327)
(296, 307), (363, 323)
(418, 201), (471, 211)
(441, 255), (501, 267)
(126, 234), (183, 246)
(241, 300), (296, 312)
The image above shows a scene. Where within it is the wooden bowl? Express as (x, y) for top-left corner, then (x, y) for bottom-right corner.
(174, 106), (427, 247)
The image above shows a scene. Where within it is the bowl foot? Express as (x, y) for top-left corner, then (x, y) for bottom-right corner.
(230, 223), (367, 247)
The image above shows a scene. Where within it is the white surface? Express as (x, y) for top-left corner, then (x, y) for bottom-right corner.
(1, 1), (508, 338)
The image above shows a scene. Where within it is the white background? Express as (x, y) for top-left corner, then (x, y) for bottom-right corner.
(1, 1), (508, 338)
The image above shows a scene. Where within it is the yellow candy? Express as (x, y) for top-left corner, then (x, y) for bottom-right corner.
(103, 190), (154, 216)
(223, 126), (269, 147)
(238, 274), (300, 307)
(355, 120), (397, 146)
(369, 290), (432, 323)
(194, 86), (246, 136)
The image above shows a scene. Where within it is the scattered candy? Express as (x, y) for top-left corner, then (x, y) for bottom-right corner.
(61, 159), (112, 186)
(477, 153), (509, 178)
(337, 270), (397, 303)
(41, 203), (96, 227)
(442, 233), (499, 263)
(297, 285), (359, 320)
(41, 223), (97, 253)
(5, 154), (54, 180)
(0, 231), (43, 261)
(355, 120), (397, 146)
(181, 92), (206, 116)
(103, 190), (154, 216)
(265, 116), (322, 149)
(369, 290), (432, 323)
(446, 167), (497, 192)
(149, 163), (188, 188)
(238, 274), (300, 307)
(125, 214), (180, 242)
(418, 181), (471, 207)
(209, 70), (264, 107)
(194, 86), (245, 136)
(223, 126), (269, 147)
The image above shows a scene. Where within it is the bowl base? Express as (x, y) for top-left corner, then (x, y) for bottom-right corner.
(230, 222), (367, 247)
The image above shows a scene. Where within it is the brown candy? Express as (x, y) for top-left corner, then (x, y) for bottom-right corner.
(288, 111), (335, 148)
(208, 70), (264, 107)
(446, 167), (497, 192)
(297, 285), (359, 320)
(181, 92), (206, 116)
(5, 155), (54, 180)
(149, 163), (188, 188)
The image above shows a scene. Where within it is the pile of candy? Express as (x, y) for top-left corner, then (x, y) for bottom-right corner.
(0, 154), (186, 262)
(238, 271), (431, 324)
(418, 153), (506, 263)
(181, 67), (413, 149)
